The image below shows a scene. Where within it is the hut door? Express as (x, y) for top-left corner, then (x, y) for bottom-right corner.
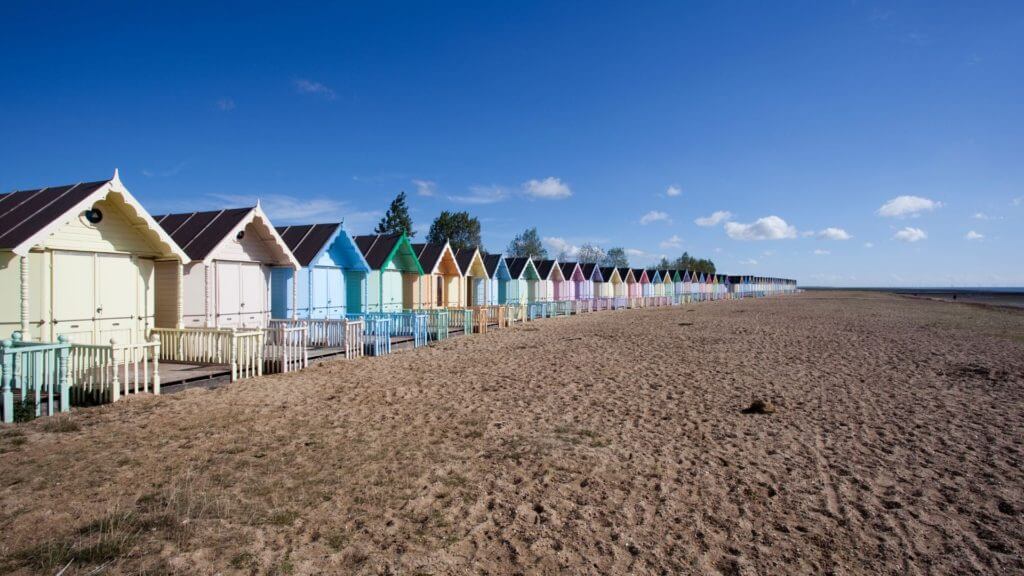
(239, 263), (265, 328)
(310, 267), (329, 319)
(498, 280), (507, 304)
(52, 251), (97, 345)
(346, 272), (364, 315)
(216, 262), (241, 327)
(436, 276), (444, 308)
(474, 278), (485, 306)
(326, 267), (344, 318)
(96, 253), (137, 345)
(465, 277), (474, 306)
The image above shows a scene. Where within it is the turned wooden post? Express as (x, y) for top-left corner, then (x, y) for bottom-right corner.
(57, 335), (70, 413)
(151, 334), (161, 395)
(1, 339), (13, 423)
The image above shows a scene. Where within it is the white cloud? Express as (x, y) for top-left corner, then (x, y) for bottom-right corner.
(864, 242), (874, 248)
(207, 193), (379, 229)
(412, 179), (436, 197)
(624, 248), (646, 257)
(544, 237), (579, 257)
(293, 78), (336, 99)
(724, 215), (798, 240)
(813, 249), (831, 256)
(695, 210), (732, 227)
(877, 195), (942, 218)
(216, 98), (235, 111)
(522, 177), (572, 199)
(448, 184), (509, 205)
(965, 230), (984, 241)
(762, 250), (775, 256)
(640, 210), (671, 225)
(972, 212), (1000, 220)
(659, 234), (683, 249)
(893, 227), (927, 242)
(815, 227), (852, 240)
(665, 185), (682, 197)
(740, 259), (758, 266)
(141, 162), (187, 179)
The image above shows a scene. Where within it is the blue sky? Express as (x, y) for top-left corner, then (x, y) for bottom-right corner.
(2, 1), (1022, 286)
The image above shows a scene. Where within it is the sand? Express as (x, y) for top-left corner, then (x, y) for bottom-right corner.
(1, 291), (1023, 575)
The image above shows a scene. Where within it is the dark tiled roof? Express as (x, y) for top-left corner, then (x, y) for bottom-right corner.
(600, 266), (618, 280)
(617, 267), (633, 280)
(632, 268), (648, 282)
(354, 234), (404, 270)
(275, 223), (340, 267)
(483, 253), (505, 277)
(505, 257), (531, 279)
(534, 259), (556, 279)
(154, 208), (252, 261)
(559, 261), (580, 279)
(0, 179), (110, 250)
(454, 248), (479, 275)
(411, 242), (447, 274)
(580, 263), (599, 280)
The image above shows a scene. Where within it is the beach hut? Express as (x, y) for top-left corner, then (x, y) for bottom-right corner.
(580, 263), (603, 300)
(633, 269), (651, 300)
(270, 223), (370, 320)
(154, 204), (298, 329)
(411, 241), (464, 308)
(0, 171), (188, 344)
(483, 253), (511, 305)
(454, 248), (489, 307)
(556, 261), (585, 301)
(353, 233), (423, 312)
(648, 270), (664, 297)
(533, 259), (564, 302)
(661, 269), (674, 298)
(504, 257), (540, 302)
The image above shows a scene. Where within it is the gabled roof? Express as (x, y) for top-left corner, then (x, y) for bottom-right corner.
(454, 247), (485, 276)
(0, 170), (189, 261)
(411, 241), (460, 276)
(275, 223), (370, 271)
(647, 269), (661, 282)
(534, 259), (559, 280)
(581, 263), (603, 282)
(505, 257), (537, 280)
(353, 233), (423, 273)
(632, 268), (649, 283)
(617, 267), (634, 282)
(559, 261), (583, 280)
(482, 253), (508, 279)
(155, 203), (298, 268)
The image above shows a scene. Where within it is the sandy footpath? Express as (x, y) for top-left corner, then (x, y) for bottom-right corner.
(1, 291), (1023, 575)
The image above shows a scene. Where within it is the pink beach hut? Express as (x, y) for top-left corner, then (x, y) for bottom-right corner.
(557, 261), (585, 300)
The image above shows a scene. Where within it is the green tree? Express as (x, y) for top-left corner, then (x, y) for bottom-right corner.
(375, 191), (414, 237)
(603, 247), (629, 267)
(426, 211), (482, 251)
(657, 256), (671, 269)
(671, 251), (716, 275)
(506, 227), (548, 260)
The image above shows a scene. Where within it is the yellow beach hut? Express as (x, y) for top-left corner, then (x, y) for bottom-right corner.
(454, 248), (489, 306)
(411, 241), (464, 308)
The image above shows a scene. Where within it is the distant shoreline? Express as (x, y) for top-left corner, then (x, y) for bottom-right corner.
(805, 287), (1024, 309)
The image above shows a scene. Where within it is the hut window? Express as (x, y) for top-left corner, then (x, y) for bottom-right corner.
(83, 208), (103, 224)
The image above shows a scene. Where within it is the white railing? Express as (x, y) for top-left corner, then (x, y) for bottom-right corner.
(68, 337), (161, 404)
(150, 327), (264, 381)
(265, 323), (308, 374)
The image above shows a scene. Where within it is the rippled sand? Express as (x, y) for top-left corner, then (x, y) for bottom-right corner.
(1, 291), (1022, 575)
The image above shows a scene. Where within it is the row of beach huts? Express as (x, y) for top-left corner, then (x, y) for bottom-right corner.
(0, 172), (798, 423)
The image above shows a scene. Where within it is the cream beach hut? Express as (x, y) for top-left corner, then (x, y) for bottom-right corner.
(454, 248), (488, 307)
(533, 259), (564, 302)
(0, 171), (188, 345)
(154, 204), (298, 329)
(601, 266), (625, 298)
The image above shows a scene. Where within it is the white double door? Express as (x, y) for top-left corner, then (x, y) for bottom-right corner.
(52, 251), (147, 345)
(216, 261), (267, 328)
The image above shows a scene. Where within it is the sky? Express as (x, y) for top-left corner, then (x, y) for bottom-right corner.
(1, 1), (1022, 287)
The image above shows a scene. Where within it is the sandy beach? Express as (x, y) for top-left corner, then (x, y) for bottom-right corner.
(1, 291), (1022, 575)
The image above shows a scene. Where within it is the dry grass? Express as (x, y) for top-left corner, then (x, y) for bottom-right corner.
(1, 292), (1023, 575)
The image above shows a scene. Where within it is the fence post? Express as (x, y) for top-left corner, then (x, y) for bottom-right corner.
(230, 330), (238, 382)
(256, 332), (264, 377)
(57, 335), (70, 413)
(151, 334), (161, 395)
(2, 340), (12, 423)
(109, 338), (121, 403)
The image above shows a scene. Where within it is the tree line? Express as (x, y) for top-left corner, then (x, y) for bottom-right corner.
(373, 191), (714, 273)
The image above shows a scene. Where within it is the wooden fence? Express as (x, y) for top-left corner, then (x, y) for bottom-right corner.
(68, 337), (161, 404)
(1, 332), (70, 423)
(264, 322), (309, 374)
(150, 327), (264, 381)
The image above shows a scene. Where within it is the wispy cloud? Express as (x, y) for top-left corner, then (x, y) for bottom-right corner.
(544, 236), (579, 257)
(659, 234), (683, 249)
(204, 193), (380, 231)
(965, 230), (984, 241)
(695, 210), (732, 227)
(724, 215), (797, 240)
(814, 227), (852, 240)
(740, 258), (758, 266)
(1013, 196), (1023, 207)
(665, 185), (682, 197)
(216, 98), (235, 111)
(864, 242), (875, 248)
(893, 226), (927, 242)
(141, 162), (187, 179)
(972, 212), (1000, 220)
(522, 177), (572, 199)
(448, 184), (509, 205)
(813, 249), (831, 256)
(877, 195), (942, 218)
(640, 210), (670, 225)
(293, 78), (336, 99)
(412, 179), (437, 197)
